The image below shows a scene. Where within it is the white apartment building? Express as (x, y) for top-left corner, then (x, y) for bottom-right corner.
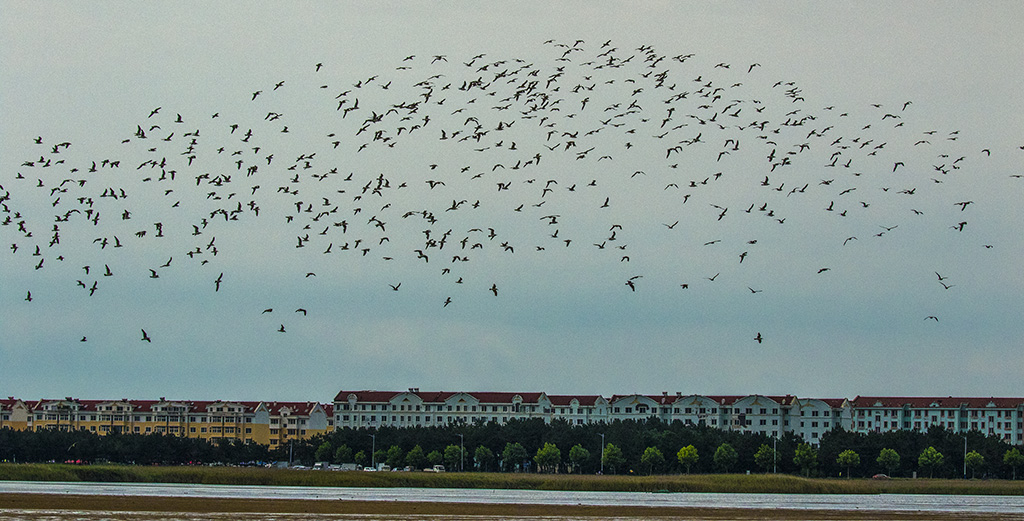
(333, 389), (850, 443)
(848, 396), (1024, 444)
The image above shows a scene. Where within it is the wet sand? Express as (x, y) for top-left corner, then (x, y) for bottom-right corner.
(2, 493), (1022, 520)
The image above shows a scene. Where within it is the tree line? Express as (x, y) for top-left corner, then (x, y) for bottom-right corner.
(3, 419), (1023, 478)
(304, 419), (1024, 479)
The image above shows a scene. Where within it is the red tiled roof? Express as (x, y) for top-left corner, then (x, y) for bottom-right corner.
(260, 401), (327, 416)
(851, 396), (1024, 409)
(334, 390), (402, 403)
(334, 390), (545, 405)
(0, 398), (23, 409)
(548, 395), (603, 406)
(465, 392), (544, 404)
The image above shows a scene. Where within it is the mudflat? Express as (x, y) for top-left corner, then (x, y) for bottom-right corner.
(2, 493), (1022, 520)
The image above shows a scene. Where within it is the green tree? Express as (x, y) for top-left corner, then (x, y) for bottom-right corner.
(753, 444), (777, 473)
(603, 443), (625, 474)
(713, 443), (738, 473)
(502, 442), (529, 472)
(474, 445), (494, 472)
(1005, 448), (1024, 480)
(443, 443), (463, 471)
(354, 450), (367, 467)
(314, 441), (333, 463)
(568, 444), (590, 473)
(640, 446), (664, 475)
(918, 446), (944, 478)
(385, 445), (404, 468)
(405, 445), (427, 470)
(426, 449), (443, 467)
(965, 450), (984, 479)
(333, 444), (352, 464)
(372, 449), (387, 468)
(534, 442), (562, 473)
(876, 448), (899, 476)
(837, 449), (860, 478)
(793, 443), (818, 477)
(677, 445), (698, 474)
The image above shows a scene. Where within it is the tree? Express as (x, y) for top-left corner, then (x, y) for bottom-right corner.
(443, 444), (463, 471)
(603, 443), (625, 474)
(474, 445), (494, 472)
(677, 445), (698, 474)
(713, 443), (738, 473)
(385, 445), (404, 468)
(314, 441), (333, 463)
(1005, 448), (1024, 480)
(876, 448), (899, 476)
(753, 444), (777, 474)
(354, 450), (367, 467)
(640, 446), (664, 475)
(534, 442), (561, 473)
(372, 449), (387, 468)
(918, 446), (944, 478)
(837, 449), (860, 478)
(405, 445), (427, 470)
(568, 444), (590, 474)
(502, 442), (529, 472)
(333, 444), (352, 464)
(426, 449), (443, 466)
(965, 450), (984, 479)
(793, 443), (818, 477)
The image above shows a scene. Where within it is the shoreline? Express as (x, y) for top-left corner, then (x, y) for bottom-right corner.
(2, 493), (1019, 520)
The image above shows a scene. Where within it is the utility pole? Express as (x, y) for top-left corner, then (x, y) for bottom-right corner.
(599, 433), (605, 474)
(773, 435), (777, 474)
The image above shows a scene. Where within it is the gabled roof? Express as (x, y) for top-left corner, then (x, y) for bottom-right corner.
(0, 397), (24, 410)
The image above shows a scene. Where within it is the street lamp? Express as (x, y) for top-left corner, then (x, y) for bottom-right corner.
(772, 435), (777, 474)
(599, 433), (605, 474)
(963, 435), (968, 479)
(369, 433), (376, 469)
(457, 433), (464, 472)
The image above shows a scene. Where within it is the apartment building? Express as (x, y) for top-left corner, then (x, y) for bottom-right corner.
(848, 396), (1024, 444)
(14, 397), (332, 445)
(6, 392), (1022, 446)
(0, 397), (29, 431)
(333, 390), (848, 443)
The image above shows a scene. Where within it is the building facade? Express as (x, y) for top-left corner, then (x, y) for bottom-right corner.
(848, 396), (1024, 444)
(4, 392), (1022, 446)
(11, 397), (332, 446)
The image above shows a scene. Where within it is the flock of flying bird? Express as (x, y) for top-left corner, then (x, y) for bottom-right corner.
(4, 38), (1015, 345)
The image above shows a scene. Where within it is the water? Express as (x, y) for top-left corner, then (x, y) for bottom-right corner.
(2, 481), (1024, 519)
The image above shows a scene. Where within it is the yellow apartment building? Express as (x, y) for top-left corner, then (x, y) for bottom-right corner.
(9, 398), (333, 446)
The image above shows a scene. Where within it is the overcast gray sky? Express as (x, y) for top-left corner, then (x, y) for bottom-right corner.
(2, 2), (1022, 403)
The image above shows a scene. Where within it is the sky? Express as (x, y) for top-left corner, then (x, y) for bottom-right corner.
(2, 2), (1022, 403)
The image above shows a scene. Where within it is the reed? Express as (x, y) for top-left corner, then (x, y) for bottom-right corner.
(2, 464), (1023, 495)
